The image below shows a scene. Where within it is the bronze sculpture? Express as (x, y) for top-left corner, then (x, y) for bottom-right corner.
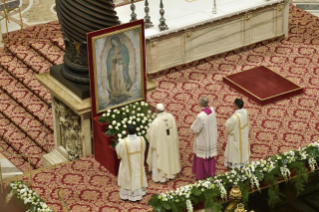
(55, 0), (120, 85)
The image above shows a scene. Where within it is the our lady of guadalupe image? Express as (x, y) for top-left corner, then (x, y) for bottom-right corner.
(106, 36), (133, 104)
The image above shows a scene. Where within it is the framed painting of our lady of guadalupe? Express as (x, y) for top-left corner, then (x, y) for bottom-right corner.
(87, 20), (146, 116)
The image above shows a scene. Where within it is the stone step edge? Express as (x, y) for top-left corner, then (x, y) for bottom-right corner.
(49, 38), (65, 51)
(0, 51), (52, 106)
(0, 114), (44, 169)
(5, 44), (54, 75)
(28, 41), (62, 66)
(0, 74), (54, 133)
(0, 104), (52, 154)
(0, 139), (36, 173)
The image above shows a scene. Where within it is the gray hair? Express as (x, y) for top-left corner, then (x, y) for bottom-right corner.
(199, 96), (209, 107)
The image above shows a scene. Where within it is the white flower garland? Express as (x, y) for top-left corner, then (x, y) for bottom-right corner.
(308, 157), (317, 172)
(151, 140), (319, 211)
(6, 181), (53, 212)
(280, 165), (291, 181)
(186, 199), (193, 212)
(214, 180), (227, 200)
(250, 174), (260, 191)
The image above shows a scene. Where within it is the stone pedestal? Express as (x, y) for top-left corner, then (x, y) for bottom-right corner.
(36, 72), (92, 167)
(37, 71), (157, 167)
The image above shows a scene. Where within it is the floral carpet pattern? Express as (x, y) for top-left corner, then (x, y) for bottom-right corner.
(3, 4), (319, 212)
(0, 21), (62, 169)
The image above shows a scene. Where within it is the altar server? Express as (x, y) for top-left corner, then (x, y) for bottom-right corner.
(116, 124), (148, 201)
(191, 96), (218, 180)
(224, 98), (250, 169)
(146, 103), (181, 183)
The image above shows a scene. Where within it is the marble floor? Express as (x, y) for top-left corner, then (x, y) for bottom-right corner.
(0, 152), (23, 181)
(293, 1), (319, 16)
(0, 0), (57, 34)
(0, 0), (136, 34)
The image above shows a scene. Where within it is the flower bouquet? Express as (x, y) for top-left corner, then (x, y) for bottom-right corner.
(98, 101), (156, 147)
(6, 181), (53, 212)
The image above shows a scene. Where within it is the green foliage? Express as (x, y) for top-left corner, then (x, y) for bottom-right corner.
(289, 161), (308, 196)
(263, 167), (284, 208)
(238, 181), (250, 206)
(254, 168), (264, 182)
(204, 187), (223, 212)
(305, 146), (319, 159)
(147, 140), (319, 212)
(267, 183), (284, 208)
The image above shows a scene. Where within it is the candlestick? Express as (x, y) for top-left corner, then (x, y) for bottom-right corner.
(144, 0), (154, 28)
(130, 0), (137, 22)
(158, 0), (168, 31)
(212, 0), (217, 14)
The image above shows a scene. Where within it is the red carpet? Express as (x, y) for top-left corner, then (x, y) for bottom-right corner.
(3, 4), (319, 212)
(223, 66), (304, 105)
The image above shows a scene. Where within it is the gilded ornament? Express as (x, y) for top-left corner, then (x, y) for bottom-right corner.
(234, 203), (247, 212)
(225, 185), (242, 212)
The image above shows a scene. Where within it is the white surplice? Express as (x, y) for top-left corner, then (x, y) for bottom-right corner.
(116, 134), (148, 201)
(224, 108), (250, 169)
(191, 107), (218, 159)
(146, 112), (181, 182)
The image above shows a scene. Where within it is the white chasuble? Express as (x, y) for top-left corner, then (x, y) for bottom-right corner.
(224, 109), (250, 169)
(116, 135), (147, 192)
(191, 107), (218, 158)
(146, 112), (181, 182)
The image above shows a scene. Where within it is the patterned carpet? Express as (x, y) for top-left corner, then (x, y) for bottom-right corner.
(0, 21), (62, 169)
(2, 4), (319, 212)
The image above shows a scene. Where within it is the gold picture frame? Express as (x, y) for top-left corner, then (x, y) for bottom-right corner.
(87, 20), (147, 116)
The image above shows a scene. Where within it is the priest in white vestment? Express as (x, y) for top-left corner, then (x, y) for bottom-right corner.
(191, 96), (218, 180)
(116, 124), (148, 201)
(146, 103), (181, 183)
(224, 98), (250, 169)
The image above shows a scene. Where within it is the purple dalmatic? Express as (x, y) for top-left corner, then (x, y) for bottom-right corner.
(192, 107), (216, 180)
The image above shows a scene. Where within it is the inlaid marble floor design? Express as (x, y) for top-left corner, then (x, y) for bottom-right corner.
(294, 2), (319, 17)
(0, 152), (23, 180)
(0, 0), (57, 34)
(0, 0), (135, 34)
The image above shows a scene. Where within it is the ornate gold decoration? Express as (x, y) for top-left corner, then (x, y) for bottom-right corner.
(53, 98), (84, 161)
(234, 203), (246, 212)
(0, 144), (32, 190)
(278, 6), (283, 11)
(74, 42), (81, 56)
(151, 41), (156, 47)
(185, 32), (191, 37)
(58, 187), (70, 212)
(225, 185), (242, 212)
(245, 15), (251, 21)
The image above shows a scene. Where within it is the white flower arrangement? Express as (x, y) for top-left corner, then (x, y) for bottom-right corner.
(6, 181), (53, 212)
(150, 141), (319, 211)
(99, 101), (156, 146)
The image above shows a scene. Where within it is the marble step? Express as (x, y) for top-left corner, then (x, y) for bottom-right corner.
(0, 113), (45, 168)
(7, 43), (53, 74)
(29, 40), (65, 65)
(0, 139), (35, 173)
(0, 67), (54, 131)
(0, 47), (51, 104)
(49, 37), (65, 51)
(0, 89), (55, 152)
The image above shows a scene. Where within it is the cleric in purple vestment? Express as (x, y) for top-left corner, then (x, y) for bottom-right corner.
(191, 96), (218, 180)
